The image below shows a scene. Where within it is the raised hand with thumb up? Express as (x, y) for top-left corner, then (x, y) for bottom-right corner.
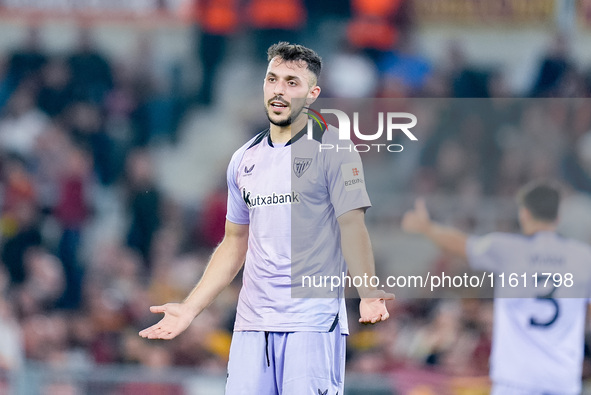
(401, 198), (432, 235)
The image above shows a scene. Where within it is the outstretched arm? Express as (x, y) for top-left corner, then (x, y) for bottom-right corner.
(139, 220), (249, 340)
(338, 208), (394, 324)
(401, 198), (468, 259)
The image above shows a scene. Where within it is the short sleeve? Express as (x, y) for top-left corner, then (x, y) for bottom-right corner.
(324, 141), (371, 218)
(226, 151), (249, 225)
(466, 233), (507, 273)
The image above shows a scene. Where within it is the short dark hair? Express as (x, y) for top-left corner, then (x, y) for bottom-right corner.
(267, 42), (322, 81)
(516, 180), (561, 222)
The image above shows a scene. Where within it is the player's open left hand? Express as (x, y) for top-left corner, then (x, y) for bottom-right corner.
(402, 198), (432, 235)
(359, 290), (394, 324)
(138, 303), (195, 340)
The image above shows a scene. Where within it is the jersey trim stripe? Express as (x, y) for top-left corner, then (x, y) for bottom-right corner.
(248, 129), (270, 149)
(255, 121), (327, 148)
(286, 120), (326, 146)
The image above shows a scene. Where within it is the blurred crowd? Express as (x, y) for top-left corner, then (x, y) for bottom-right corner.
(0, 22), (232, 390)
(2, 0), (591, 393)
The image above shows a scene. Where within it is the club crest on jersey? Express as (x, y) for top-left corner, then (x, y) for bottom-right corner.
(293, 157), (312, 178)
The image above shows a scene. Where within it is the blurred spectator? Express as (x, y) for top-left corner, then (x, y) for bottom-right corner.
(132, 74), (185, 147)
(130, 35), (185, 146)
(346, 0), (411, 63)
(103, 61), (139, 149)
(1, 154), (36, 219)
(32, 123), (73, 212)
(378, 37), (432, 97)
(55, 147), (92, 233)
(453, 68), (492, 98)
(530, 34), (573, 97)
(5, 26), (47, 93)
(440, 41), (494, 98)
(0, 84), (50, 161)
(68, 28), (113, 104)
(1, 157), (41, 284)
(247, 0), (306, 60)
(54, 147), (93, 309)
(183, 0), (239, 106)
(37, 58), (74, 117)
(324, 43), (379, 98)
(67, 101), (119, 185)
(196, 182), (227, 249)
(125, 149), (163, 269)
(17, 248), (65, 315)
(1, 207), (42, 285)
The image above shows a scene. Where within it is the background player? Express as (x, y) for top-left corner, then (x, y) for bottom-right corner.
(401, 180), (591, 395)
(139, 42), (393, 394)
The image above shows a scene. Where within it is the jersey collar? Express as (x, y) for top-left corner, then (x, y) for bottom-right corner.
(267, 121), (326, 147)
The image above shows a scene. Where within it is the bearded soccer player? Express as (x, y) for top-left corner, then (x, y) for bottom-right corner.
(140, 42), (393, 394)
(402, 181), (591, 395)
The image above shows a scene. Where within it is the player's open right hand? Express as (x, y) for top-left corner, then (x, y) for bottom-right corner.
(401, 198), (432, 235)
(138, 303), (195, 340)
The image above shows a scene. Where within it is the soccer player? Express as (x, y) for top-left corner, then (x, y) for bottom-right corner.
(401, 181), (591, 395)
(139, 42), (393, 394)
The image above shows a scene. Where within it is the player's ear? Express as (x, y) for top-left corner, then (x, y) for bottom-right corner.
(518, 206), (531, 225)
(306, 85), (321, 105)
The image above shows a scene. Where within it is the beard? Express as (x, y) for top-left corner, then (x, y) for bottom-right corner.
(265, 100), (306, 127)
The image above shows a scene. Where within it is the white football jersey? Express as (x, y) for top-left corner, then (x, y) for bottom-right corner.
(226, 123), (371, 334)
(467, 231), (591, 393)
